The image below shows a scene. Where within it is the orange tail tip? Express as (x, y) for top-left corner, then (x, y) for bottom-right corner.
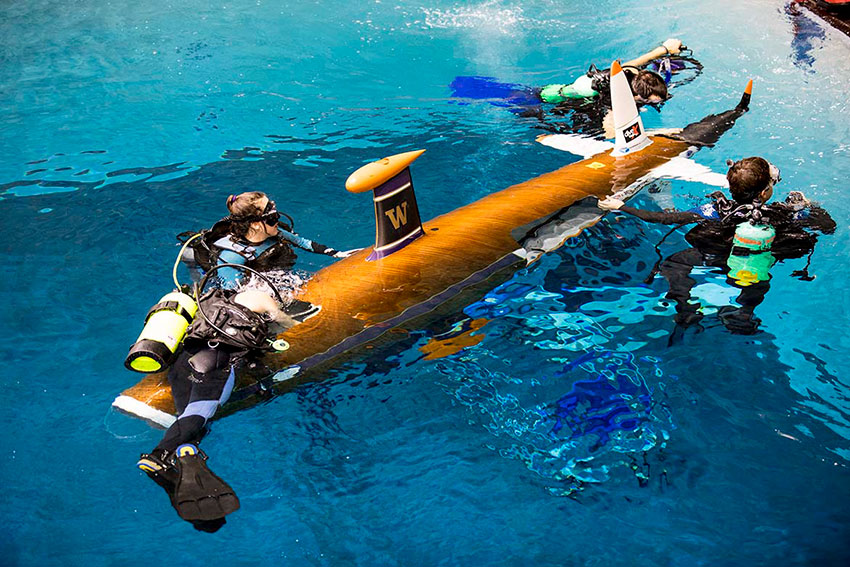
(345, 149), (426, 194)
(610, 59), (622, 76)
(736, 79), (753, 111)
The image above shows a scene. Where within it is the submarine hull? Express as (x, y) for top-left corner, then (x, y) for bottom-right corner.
(114, 135), (692, 427)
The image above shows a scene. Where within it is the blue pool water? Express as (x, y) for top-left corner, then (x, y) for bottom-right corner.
(2, 0), (850, 564)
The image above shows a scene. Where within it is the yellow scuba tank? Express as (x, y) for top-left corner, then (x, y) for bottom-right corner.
(727, 222), (776, 286)
(124, 291), (198, 373)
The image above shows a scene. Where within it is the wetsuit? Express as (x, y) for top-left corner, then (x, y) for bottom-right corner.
(153, 345), (239, 455)
(529, 67), (641, 138)
(151, 290), (269, 454)
(138, 290), (270, 531)
(617, 195), (835, 333)
(452, 57), (699, 137)
(619, 196), (835, 258)
(179, 215), (341, 286)
(450, 67), (643, 131)
(152, 290), (271, 455)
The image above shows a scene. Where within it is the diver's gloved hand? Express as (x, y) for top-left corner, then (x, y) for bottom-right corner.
(597, 197), (624, 211)
(333, 248), (363, 258)
(785, 191), (811, 211)
(662, 38), (683, 56)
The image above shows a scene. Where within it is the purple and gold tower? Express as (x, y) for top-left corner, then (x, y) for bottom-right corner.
(345, 149), (425, 260)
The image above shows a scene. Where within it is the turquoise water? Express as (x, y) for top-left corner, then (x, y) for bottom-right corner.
(2, 0), (850, 564)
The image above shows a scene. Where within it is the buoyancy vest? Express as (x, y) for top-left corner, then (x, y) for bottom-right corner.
(179, 219), (297, 274)
(588, 65), (639, 96)
(185, 289), (270, 351)
(212, 235), (297, 272)
(684, 193), (819, 261)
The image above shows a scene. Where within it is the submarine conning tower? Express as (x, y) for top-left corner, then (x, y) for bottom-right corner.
(345, 149), (426, 261)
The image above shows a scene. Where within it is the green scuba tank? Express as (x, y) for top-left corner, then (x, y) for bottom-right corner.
(125, 291), (198, 373)
(540, 75), (598, 103)
(726, 222), (776, 286)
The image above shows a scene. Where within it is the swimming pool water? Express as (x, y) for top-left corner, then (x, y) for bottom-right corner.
(2, 1), (849, 565)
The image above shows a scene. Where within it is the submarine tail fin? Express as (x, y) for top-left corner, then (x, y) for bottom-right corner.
(676, 79), (754, 147)
(737, 79), (753, 111)
(346, 150), (426, 261)
(610, 59), (652, 157)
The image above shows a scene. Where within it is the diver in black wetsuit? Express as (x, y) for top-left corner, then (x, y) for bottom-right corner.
(537, 39), (683, 105)
(537, 69), (668, 139)
(137, 287), (292, 532)
(179, 191), (359, 323)
(534, 39), (702, 138)
(449, 39), (702, 139)
(598, 157), (835, 335)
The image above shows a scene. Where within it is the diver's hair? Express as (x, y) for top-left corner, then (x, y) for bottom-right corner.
(727, 157), (770, 204)
(629, 70), (668, 101)
(227, 191), (267, 238)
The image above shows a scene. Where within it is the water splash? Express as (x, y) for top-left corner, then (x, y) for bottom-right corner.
(239, 269), (310, 302)
(422, 2), (527, 34)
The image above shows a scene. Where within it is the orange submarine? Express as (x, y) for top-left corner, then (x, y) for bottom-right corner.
(114, 62), (753, 428)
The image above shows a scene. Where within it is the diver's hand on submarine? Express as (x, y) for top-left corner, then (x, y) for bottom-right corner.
(786, 191), (811, 211)
(334, 248), (363, 258)
(662, 38), (682, 56)
(597, 197), (624, 211)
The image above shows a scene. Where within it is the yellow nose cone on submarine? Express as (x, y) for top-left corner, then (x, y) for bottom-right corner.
(345, 149), (426, 193)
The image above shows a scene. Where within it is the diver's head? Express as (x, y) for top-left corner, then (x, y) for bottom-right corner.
(226, 191), (281, 242)
(629, 69), (668, 105)
(726, 157), (779, 204)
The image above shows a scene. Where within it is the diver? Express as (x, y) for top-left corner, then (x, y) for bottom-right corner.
(136, 285), (294, 532)
(535, 38), (695, 138)
(450, 39), (700, 138)
(181, 191), (358, 287)
(538, 38), (685, 106)
(597, 157), (835, 335)
(179, 191), (358, 320)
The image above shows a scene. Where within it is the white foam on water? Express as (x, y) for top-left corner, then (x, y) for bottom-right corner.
(238, 269), (311, 304)
(422, 1), (526, 34)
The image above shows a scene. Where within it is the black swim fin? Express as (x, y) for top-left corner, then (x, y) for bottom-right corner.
(138, 449), (178, 494)
(172, 444), (240, 522)
(138, 448), (230, 532)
